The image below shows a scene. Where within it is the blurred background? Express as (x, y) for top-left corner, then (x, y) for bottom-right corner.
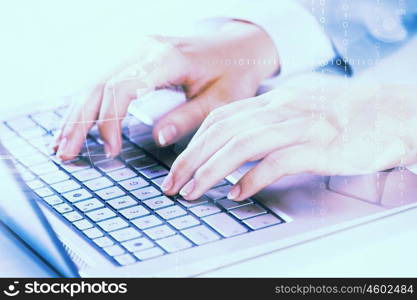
(0, 0), (227, 113)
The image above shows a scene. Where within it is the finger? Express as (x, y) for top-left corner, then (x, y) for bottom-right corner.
(97, 79), (148, 157)
(152, 78), (224, 147)
(177, 120), (308, 200)
(190, 96), (269, 142)
(53, 104), (76, 152)
(56, 85), (104, 161)
(153, 71), (262, 148)
(230, 145), (315, 201)
(164, 107), (277, 196)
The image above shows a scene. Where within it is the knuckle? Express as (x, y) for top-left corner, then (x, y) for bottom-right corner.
(229, 134), (252, 150)
(208, 119), (229, 134)
(193, 166), (212, 183)
(264, 154), (282, 170)
(171, 156), (190, 177)
(206, 106), (227, 124)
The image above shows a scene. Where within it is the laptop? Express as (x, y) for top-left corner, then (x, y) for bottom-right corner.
(1, 89), (417, 277)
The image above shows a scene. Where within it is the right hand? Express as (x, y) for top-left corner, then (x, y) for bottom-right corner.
(54, 21), (279, 161)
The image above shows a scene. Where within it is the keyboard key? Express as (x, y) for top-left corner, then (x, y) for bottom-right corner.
(131, 186), (161, 200)
(84, 176), (113, 191)
(213, 179), (228, 188)
(95, 159), (125, 172)
(243, 214), (282, 230)
(122, 238), (154, 252)
(189, 203), (221, 218)
(121, 140), (134, 151)
(230, 205), (267, 220)
(107, 168), (137, 181)
(73, 168), (102, 181)
(93, 236), (114, 248)
(26, 179), (44, 189)
(2, 136), (27, 149)
(31, 111), (61, 131)
(83, 227), (103, 239)
(84, 151), (108, 164)
(176, 196), (208, 208)
(86, 208), (116, 222)
(73, 219), (93, 230)
(96, 186), (125, 200)
(34, 187), (54, 197)
(43, 195), (63, 206)
(40, 171), (69, 184)
(53, 203), (72, 214)
(119, 205), (149, 219)
(156, 205), (187, 220)
(107, 196), (137, 210)
(19, 170), (36, 182)
(144, 225), (176, 240)
(81, 140), (102, 154)
(120, 149), (145, 161)
(217, 198), (253, 210)
(128, 156), (157, 170)
(169, 215), (200, 230)
(32, 140), (56, 156)
(143, 196), (174, 210)
(6, 116), (36, 131)
(119, 177), (149, 191)
(181, 225), (220, 245)
(60, 159), (90, 173)
(6, 147), (34, 161)
(110, 227), (141, 242)
(97, 217), (128, 232)
(140, 165), (169, 179)
(134, 247), (164, 260)
(29, 162), (59, 175)
(51, 180), (80, 193)
(19, 153), (49, 167)
(103, 245), (125, 256)
(114, 253), (136, 266)
(205, 185), (231, 201)
(131, 215), (162, 230)
(74, 198), (104, 212)
(203, 213), (248, 237)
(151, 176), (166, 189)
(19, 126), (47, 139)
(62, 188), (92, 203)
(63, 211), (83, 222)
(156, 235), (192, 253)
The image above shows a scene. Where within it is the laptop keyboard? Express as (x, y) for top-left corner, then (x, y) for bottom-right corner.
(1, 106), (285, 266)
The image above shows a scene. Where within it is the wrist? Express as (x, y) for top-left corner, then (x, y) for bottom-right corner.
(215, 20), (280, 79)
(174, 21), (279, 84)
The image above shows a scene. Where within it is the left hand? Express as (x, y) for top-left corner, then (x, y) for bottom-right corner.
(162, 75), (417, 201)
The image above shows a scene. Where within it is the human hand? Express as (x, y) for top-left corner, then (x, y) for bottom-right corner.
(163, 75), (417, 201)
(54, 21), (279, 161)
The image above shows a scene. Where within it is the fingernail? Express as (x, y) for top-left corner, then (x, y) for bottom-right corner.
(56, 137), (68, 160)
(180, 179), (195, 197)
(158, 124), (177, 146)
(104, 143), (114, 159)
(161, 173), (173, 192)
(227, 185), (241, 200)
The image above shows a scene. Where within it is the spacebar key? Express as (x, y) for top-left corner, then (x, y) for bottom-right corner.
(203, 213), (247, 237)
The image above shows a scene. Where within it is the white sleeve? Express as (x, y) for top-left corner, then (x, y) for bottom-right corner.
(197, 0), (335, 77)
